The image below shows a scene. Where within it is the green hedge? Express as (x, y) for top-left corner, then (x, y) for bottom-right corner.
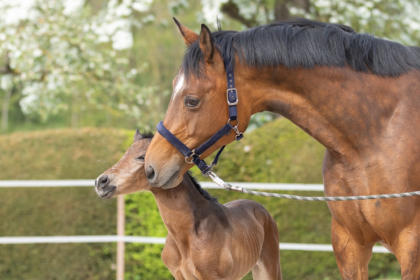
(0, 122), (400, 279)
(0, 128), (131, 280)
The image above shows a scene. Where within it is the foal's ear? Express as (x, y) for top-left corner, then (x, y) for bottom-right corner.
(134, 129), (143, 141)
(199, 24), (214, 63)
(173, 17), (198, 46)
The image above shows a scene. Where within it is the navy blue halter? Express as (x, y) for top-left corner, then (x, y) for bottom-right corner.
(157, 56), (243, 175)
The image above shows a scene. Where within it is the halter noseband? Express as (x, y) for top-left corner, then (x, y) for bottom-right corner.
(157, 56), (244, 175)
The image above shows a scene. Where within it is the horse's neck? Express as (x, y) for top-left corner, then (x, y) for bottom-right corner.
(151, 175), (211, 236)
(244, 65), (404, 158)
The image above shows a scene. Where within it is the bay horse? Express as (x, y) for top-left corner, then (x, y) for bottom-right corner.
(95, 131), (282, 280)
(144, 19), (420, 279)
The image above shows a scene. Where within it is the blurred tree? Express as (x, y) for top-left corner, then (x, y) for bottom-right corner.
(201, 0), (420, 45)
(0, 0), (159, 130)
(0, 56), (14, 131)
(129, 0), (201, 111)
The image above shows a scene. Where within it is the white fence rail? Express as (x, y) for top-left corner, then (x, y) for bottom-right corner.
(0, 179), (324, 191)
(0, 235), (391, 253)
(0, 180), (389, 254)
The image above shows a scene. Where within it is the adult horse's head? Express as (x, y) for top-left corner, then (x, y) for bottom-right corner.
(145, 19), (256, 189)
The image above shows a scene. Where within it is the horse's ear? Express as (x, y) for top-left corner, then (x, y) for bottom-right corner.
(199, 24), (214, 63)
(173, 17), (198, 46)
(134, 129), (143, 141)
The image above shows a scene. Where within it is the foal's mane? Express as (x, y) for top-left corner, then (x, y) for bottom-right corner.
(182, 18), (420, 77)
(186, 172), (218, 202)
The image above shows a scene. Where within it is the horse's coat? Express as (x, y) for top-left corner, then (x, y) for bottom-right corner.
(96, 132), (282, 280)
(144, 19), (420, 279)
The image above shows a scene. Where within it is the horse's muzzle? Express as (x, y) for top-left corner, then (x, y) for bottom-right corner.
(95, 174), (117, 199)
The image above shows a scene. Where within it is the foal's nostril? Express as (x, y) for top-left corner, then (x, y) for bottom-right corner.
(145, 165), (156, 181)
(100, 175), (108, 184)
(97, 175), (109, 188)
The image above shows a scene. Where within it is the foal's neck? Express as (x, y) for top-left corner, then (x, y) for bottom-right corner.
(242, 65), (406, 158)
(151, 175), (214, 236)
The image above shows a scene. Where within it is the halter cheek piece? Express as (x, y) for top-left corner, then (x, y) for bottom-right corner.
(157, 57), (244, 175)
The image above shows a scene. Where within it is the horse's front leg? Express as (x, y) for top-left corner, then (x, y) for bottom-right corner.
(331, 218), (374, 280)
(392, 226), (420, 280)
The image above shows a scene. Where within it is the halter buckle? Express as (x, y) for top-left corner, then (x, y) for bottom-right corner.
(226, 88), (238, 105)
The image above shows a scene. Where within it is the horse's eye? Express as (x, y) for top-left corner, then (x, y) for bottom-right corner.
(136, 155), (145, 161)
(184, 96), (201, 108)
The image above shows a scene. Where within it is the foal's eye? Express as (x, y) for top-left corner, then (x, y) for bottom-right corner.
(184, 96), (201, 108)
(136, 155), (145, 162)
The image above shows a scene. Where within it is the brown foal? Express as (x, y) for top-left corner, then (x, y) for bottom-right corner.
(95, 131), (282, 280)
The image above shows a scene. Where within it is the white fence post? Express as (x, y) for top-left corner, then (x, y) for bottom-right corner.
(116, 195), (125, 280)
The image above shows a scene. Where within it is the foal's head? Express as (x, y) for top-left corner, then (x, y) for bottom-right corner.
(95, 130), (151, 198)
(145, 19), (255, 189)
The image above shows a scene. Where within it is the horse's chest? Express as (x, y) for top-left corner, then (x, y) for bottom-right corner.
(324, 155), (419, 242)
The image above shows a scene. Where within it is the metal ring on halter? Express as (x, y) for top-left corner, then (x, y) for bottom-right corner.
(232, 125), (243, 140)
(185, 149), (197, 164)
(227, 119), (243, 140)
(227, 118), (238, 126)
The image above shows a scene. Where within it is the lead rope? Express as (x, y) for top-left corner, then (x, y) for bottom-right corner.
(206, 171), (420, 201)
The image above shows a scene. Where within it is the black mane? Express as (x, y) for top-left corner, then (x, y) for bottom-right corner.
(139, 131), (154, 139)
(182, 18), (420, 77)
(186, 171), (218, 202)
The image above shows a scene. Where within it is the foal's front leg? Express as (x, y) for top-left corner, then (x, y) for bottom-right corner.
(331, 219), (374, 280)
(161, 236), (185, 279)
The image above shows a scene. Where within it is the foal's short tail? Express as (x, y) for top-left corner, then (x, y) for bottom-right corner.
(252, 206), (282, 280)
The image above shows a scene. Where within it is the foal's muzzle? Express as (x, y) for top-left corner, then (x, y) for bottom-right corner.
(95, 174), (117, 199)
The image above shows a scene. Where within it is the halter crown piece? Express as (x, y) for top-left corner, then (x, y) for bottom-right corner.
(157, 54), (244, 175)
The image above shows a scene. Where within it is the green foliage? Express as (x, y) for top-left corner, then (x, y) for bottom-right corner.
(0, 128), (131, 179)
(125, 193), (171, 280)
(211, 118), (325, 183)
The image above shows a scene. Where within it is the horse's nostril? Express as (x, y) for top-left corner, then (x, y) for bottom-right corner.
(146, 165), (156, 181)
(98, 175), (109, 187)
